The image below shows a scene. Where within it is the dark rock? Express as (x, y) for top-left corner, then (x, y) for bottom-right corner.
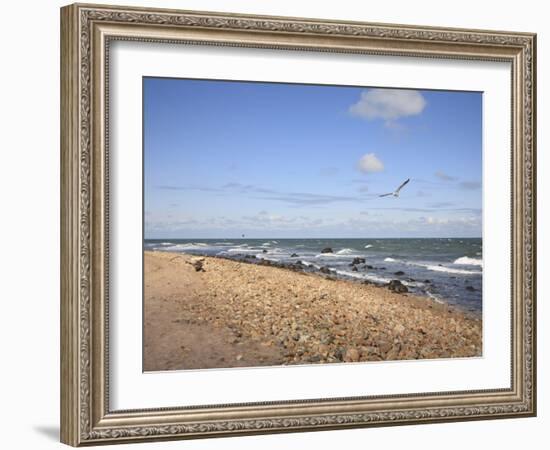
(189, 258), (205, 272)
(424, 279), (431, 284)
(394, 270), (405, 276)
(466, 286), (476, 292)
(351, 266), (358, 272)
(320, 266), (332, 274)
(321, 247), (333, 254)
(262, 249), (268, 253)
(351, 257), (366, 265)
(244, 254), (256, 259)
(387, 279), (408, 293)
(290, 253), (299, 257)
(366, 265), (374, 270)
(334, 348), (345, 361)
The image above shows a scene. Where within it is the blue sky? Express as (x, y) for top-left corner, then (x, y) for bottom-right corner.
(144, 77), (482, 239)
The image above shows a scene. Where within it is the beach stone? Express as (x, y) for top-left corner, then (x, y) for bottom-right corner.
(334, 348), (345, 361)
(321, 247), (333, 254)
(378, 340), (392, 354)
(394, 323), (406, 335)
(317, 344), (330, 356)
(386, 344), (401, 360)
(344, 348), (360, 362)
(320, 266), (332, 274)
(387, 280), (408, 293)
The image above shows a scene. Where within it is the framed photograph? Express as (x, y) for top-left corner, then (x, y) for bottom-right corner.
(60, 3), (536, 446)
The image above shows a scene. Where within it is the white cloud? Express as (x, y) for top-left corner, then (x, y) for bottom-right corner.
(357, 153), (384, 173)
(349, 88), (426, 122)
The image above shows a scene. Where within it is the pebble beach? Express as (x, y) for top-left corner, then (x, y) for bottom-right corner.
(143, 251), (482, 371)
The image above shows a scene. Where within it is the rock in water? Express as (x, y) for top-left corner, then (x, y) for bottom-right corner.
(321, 247), (333, 254)
(394, 270), (405, 276)
(320, 266), (332, 274)
(290, 253), (299, 257)
(351, 257), (366, 265)
(387, 279), (408, 293)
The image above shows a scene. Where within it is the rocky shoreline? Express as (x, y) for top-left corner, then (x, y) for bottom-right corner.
(144, 251), (482, 371)
(181, 248), (477, 313)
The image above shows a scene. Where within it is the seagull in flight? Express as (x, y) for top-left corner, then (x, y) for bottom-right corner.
(379, 178), (410, 198)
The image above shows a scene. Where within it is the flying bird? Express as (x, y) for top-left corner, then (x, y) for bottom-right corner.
(379, 178), (410, 198)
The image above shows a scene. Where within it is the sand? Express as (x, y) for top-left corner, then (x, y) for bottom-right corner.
(143, 251), (482, 371)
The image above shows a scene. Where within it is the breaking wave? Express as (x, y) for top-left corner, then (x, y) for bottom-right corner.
(453, 256), (483, 267)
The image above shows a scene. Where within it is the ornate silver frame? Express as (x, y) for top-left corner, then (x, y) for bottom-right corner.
(60, 3), (536, 446)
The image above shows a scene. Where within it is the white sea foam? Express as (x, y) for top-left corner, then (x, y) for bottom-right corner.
(364, 244), (373, 249)
(300, 260), (322, 270)
(226, 247), (258, 254)
(384, 257), (397, 262)
(334, 269), (390, 285)
(315, 251), (359, 259)
(161, 243), (211, 252)
(423, 264), (481, 275)
(454, 256), (483, 266)
(426, 291), (445, 304)
(336, 248), (354, 255)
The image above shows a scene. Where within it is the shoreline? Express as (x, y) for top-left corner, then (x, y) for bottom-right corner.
(152, 247), (481, 319)
(144, 250), (482, 371)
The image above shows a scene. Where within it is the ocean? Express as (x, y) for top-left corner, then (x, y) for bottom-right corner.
(144, 238), (482, 315)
